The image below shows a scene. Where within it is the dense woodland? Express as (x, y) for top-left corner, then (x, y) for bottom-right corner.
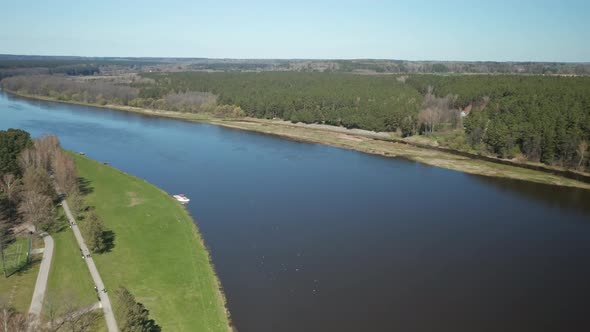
(139, 72), (423, 131)
(2, 71), (589, 171)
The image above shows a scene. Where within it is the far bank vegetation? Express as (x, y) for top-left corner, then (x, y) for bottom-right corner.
(2, 73), (589, 172)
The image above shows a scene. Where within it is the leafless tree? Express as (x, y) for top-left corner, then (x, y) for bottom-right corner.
(164, 91), (217, 112)
(22, 167), (55, 200)
(0, 307), (35, 332)
(418, 86), (458, 134)
(18, 190), (53, 232)
(45, 295), (101, 332)
(34, 135), (60, 173)
(0, 75), (139, 106)
(53, 150), (77, 195)
(18, 148), (37, 171)
(578, 140), (588, 170)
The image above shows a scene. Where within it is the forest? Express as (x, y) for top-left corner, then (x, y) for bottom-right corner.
(1, 72), (589, 171)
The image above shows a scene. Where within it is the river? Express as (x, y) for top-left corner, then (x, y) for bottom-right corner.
(1, 91), (589, 332)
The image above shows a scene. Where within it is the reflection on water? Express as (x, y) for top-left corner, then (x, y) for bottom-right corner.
(1, 91), (590, 332)
(471, 174), (590, 215)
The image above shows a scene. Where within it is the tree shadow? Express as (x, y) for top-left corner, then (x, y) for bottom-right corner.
(139, 303), (161, 332)
(52, 211), (69, 233)
(146, 319), (162, 332)
(101, 230), (115, 253)
(77, 177), (94, 196)
(6, 253), (40, 278)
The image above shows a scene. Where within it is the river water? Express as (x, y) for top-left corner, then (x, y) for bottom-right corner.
(1, 91), (589, 332)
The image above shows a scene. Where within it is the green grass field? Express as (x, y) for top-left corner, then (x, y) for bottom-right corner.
(0, 255), (40, 313)
(0, 237), (30, 276)
(72, 153), (230, 331)
(44, 207), (97, 317)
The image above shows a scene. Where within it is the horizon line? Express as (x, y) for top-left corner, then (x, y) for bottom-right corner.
(1, 53), (588, 65)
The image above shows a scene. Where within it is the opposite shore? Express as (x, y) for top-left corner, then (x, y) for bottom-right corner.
(6, 89), (590, 190)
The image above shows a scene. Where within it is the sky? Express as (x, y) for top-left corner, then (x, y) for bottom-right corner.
(1, 0), (589, 62)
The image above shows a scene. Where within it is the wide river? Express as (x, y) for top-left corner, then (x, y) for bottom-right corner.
(1, 91), (589, 331)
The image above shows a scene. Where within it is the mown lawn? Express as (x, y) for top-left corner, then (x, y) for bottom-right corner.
(0, 254), (40, 313)
(0, 237), (29, 275)
(72, 153), (230, 331)
(45, 208), (97, 317)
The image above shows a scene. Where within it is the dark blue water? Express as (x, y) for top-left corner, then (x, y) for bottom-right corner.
(1, 91), (589, 332)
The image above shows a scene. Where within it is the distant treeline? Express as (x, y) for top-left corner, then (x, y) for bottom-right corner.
(324, 60), (590, 75)
(2, 72), (589, 170)
(140, 72), (423, 132)
(0, 56), (164, 80)
(1, 75), (139, 105)
(141, 72), (590, 169)
(200, 59), (590, 75)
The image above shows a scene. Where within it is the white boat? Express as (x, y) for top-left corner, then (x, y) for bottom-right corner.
(173, 194), (190, 204)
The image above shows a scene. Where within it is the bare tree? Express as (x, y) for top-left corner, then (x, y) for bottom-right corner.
(34, 135), (60, 173)
(18, 148), (36, 171)
(164, 91), (217, 113)
(0, 307), (35, 332)
(45, 295), (101, 332)
(18, 191), (53, 232)
(22, 167), (55, 200)
(418, 86), (458, 134)
(53, 150), (77, 195)
(578, 140), (588, 170)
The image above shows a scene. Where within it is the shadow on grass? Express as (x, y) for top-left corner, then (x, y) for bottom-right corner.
(5, 255), (40, 278)
(101, 230), (115, 253)
(51, 212), (69, 233)
(78, 177), (93, 196)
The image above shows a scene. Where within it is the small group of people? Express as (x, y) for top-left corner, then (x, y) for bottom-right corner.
(94, 285), (107, 293)
(79, 248), (91, 259)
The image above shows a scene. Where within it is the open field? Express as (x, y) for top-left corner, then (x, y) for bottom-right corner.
(72, 153), (231, 331)
(0, 237), (30, 276)
(0, 255), (41, 313)
(8, 91), (590, 190)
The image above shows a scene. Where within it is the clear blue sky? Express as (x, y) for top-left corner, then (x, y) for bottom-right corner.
(1, 0), (589, 61)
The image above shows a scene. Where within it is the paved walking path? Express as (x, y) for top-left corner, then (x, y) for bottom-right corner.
(62, 199), (119, 332)
(28, 231), (54, 325)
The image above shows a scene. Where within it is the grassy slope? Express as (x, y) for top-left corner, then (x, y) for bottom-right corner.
(45, 208), (97, 317)
(72, 153), (230, 331)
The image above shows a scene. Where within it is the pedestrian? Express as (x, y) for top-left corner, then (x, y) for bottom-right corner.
(81, 255), (85, 259)
(103, 288), (107, 293)
(94, 286), (98, 292)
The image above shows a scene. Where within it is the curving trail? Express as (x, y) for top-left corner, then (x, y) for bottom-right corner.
(28, 231), (54, 326)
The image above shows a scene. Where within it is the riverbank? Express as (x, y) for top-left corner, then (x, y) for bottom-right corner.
(7, 90), (590, 189)
(71, 153), (232, 331)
